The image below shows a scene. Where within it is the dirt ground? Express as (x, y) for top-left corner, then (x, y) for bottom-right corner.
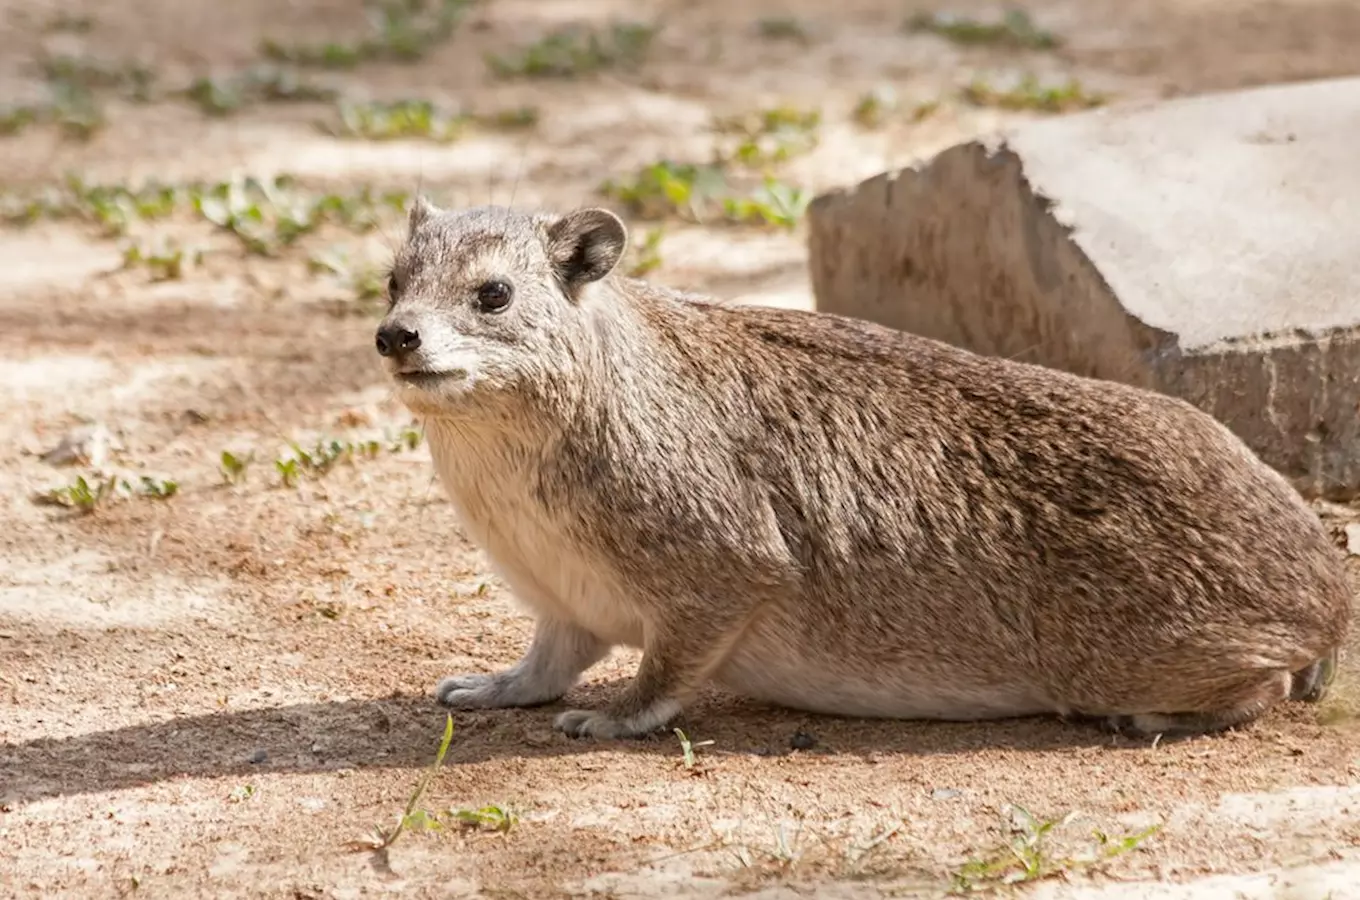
(3, 0), (1360, 897)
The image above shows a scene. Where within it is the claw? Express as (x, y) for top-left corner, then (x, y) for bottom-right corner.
(553, 708), (657, 740)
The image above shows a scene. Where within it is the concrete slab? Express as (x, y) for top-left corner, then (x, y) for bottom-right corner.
(805, 76), (1360, 499)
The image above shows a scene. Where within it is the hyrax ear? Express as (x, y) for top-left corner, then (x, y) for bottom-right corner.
(546, 208), (627, 289)
(407, 195), (440, 237)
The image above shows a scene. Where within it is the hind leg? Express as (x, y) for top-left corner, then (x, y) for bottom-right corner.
(1099, 671), (1292, 741)
(1289, 648), (1339, 703)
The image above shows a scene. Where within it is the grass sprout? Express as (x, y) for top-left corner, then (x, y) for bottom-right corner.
(487, 22), (658, 79)
(907, 9), (1059, 50)
(949, 805), (1159, 893)
(261, 0), (474, 68)
(326, 98), (468, 142)
(961, 74), (1106, 113)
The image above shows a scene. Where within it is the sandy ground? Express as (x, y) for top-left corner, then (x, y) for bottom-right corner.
(2, 0), (1360, 897)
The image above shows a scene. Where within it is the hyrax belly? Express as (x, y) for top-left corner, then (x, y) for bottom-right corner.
(712, 610), (1055, 721)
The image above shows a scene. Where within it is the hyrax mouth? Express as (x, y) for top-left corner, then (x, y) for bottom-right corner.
(394, 369), (468, 388)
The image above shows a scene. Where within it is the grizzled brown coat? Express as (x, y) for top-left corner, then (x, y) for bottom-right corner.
(375, 198), (1350, 741)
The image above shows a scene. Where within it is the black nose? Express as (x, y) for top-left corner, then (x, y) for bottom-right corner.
(375, 325), (421, 358)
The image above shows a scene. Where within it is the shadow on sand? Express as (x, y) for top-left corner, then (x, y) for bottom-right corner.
(0, 679), (1141, 807)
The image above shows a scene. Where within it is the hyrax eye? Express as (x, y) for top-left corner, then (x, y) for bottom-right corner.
(386, 272), (400, 299)
(476, 279), (514, 312)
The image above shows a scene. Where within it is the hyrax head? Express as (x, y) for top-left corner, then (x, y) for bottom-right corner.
(375, 197), (628, 419)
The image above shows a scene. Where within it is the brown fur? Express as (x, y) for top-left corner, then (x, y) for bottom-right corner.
(375, 199), (1351, 741)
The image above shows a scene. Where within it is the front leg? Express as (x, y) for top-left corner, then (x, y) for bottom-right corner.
(437, 617), (609, 709)
(554, 601), (763, 740)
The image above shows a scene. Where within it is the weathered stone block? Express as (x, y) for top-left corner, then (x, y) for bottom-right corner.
(806, 77), (1360, 499)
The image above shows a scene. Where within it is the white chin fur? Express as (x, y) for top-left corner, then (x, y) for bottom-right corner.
(395, 371), (478, 408)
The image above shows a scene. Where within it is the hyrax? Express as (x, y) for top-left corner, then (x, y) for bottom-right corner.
(376, 197), (1351, 741)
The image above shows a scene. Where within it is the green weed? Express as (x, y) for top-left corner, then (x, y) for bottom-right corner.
(483, 105), (540, 129)
(261, 0), (474, 69)
(713, 105), (821, 166)
(601, 161), (727, 222)
(448, 805), (518, 833)
(34, 475), (125, 513)
(72, 180), (179, 234)
(487, 22), (658, 79)
(219, 450), (254, 484)
(35, 473), (178, 512)
(184, 78), (242, 116)
(72, 178), (179, 234)
(275, 458), (301, 488)
(2, 83), (106, 141)
(137, 476), (180, 499)
(1, 177), (175, 232)
(350, 717), (520, 849)
(673, 727), (714, 769)
(49, 83), (105, 140)
(949, 805), (1159, 893)
(961, 75), (1106, 113)
(45, 13), (95, 33)
(41, 55), (154, 139)
(3, 174), (406, 250)
(191, 175), (407, 255)
(912, 99), (942, 121)
(756, 17), (810, 43)
(2, 54), (152, 140)
(185, 66), (336, 116)
(600, 99), (815, 230)
(234, 429), (416, 490)
(727, 818), (807, 873)
(851, 90), (939, 129)
(274, 436), (385, 486)
(389, 426), (424, 452)
(0, 106), (39, 135)
(625, 226), (665, 277)
(907, 9), (1059, 50)
(308, 246), (389, 309)
(852, 87), (897, 129)
(121, 238), (202, 281)
(602, 162), (808, 230)
(326, 98), (468, 142)
(357, 714), (456, 850)
(40, 55), (156, 99)
(719, 179), (810, 229)
(193, 176), (316, 254)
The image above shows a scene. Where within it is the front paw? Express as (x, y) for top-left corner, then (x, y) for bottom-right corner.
(554, 708), (657, 740)
(435, 673), (497, 708)
(434, 672), (559, 709)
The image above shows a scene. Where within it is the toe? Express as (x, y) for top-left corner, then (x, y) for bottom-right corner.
(435, 674), (493, 707)
(554, 709), (643, 740)
(553, 709), (599, 738)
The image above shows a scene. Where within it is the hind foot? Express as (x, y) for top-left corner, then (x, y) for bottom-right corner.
(1099, 711), (1251, 740)
(553, 699), (682, 740)
(1060, 709), (1209, 738)
(1289, 649), (1339, 703)
(1088, 671), (1294, 741)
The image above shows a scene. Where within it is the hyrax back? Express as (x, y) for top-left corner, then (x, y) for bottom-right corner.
(377, 199), (1351, 741)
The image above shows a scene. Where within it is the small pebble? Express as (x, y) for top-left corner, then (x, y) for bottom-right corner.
(790, 730), (817, 751)
(931, 788), (962, 801)
(248, 749), (268, 764)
